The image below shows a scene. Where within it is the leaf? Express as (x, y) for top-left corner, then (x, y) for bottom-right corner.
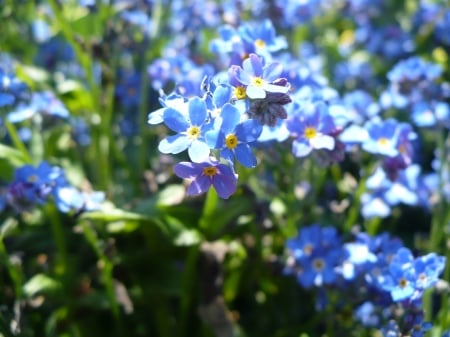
(106, 221), (140, 234)
(161, 215), (204, 246)
(23, 274), (62, 298)
(80, 208), (151, 222)
(156, 184), (185, 206)
(173, 229), (202, 246)
(0, 143), (29, 166)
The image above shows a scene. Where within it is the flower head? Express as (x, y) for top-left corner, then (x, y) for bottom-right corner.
(173, 158), (238, 199)
(232, 53), (289, 99)
(286, 101), (336, 157)
(158, 96), (211, 163)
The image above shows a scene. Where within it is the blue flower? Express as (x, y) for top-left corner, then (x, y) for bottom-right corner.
(158, 96), (211, 163)
(233, 53), (289, 99)
(206, 103), (262, 168)
(361, 118), (400, 157)
(5, 161), (65, 211)
(173, 158), (237, 199)
(237, 19), (287, 55)
(285, 224), (343, 288)
(379, 247), (417, 302)
(8, 91), (69, 123)
(0, 67), (28, 107)
(286, 101), (336, 157)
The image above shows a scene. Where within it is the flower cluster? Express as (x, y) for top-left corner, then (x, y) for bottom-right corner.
(285, 224), (446, 337)
(148, 52), (292, 199)
(1, 161), (104, 214)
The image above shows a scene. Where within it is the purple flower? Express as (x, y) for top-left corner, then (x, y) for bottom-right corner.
(173, 159), (238, 199)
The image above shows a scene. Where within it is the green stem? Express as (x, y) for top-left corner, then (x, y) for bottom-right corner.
(4, 120), (32, 164)
(344, 161), (376, 232)
(46, 205), (69, 276)
(47, 0), (100, 112)
(138, 0), (165, 177)
(47, 0), (111, 190)
(0, 234), (23, 300)
(80, 221), (124, 334)
(178, 245), (200, 337)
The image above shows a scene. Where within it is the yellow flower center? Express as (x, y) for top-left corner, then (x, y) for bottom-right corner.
(225, 134), (238, 149)
(398, 278), (409, 288)
(254, 39), (266, 49)
(27, 175), (38, 183)
(378, 137), (389, 146)
(252, 77), (265, 87)
(304, 127), (317, 140)
(303, 244), (313, 255)
(203, 166), (218, 177)
(234, 86), (247, 100)
(313, 258), (325, 271)
(186, 126), (200, 140)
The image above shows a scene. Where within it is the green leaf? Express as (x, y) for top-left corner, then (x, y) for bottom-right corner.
(106, 221), (140, 234)
(173, 229), (202, 246)
(23, 274), (62, 298)
(161, 215), (204, 246)
(80, 208), (151, 222)
(0, 143), (29, 167)
(156, 184), (185, 206)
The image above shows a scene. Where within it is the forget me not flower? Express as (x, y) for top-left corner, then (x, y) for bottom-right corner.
(206, 103), (262, 168)
(158, 96), (211, 163)
(286, 101), (336, 157)
(233, 53), (289, 99)
(173, 158), (237, 199)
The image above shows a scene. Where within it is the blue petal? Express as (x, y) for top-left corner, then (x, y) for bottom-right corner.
(0, 92), (15, 107)
(221, 148), (235, 162)
(148, 107), (165, 125)
(213, 85), (232, 108)
(188, 97), (207, 126)
(212, 166), (237, 199)
(173, 162), (203, 179)
(205, 129), (224, 149)
(187, 175), (211, 196)
(292, 139), (312, 157)
(246, 85), (266, 99)
(163, 108), (189, 132)
(243, 54), (263, 77)
(158, 134), (189, 154)
(188, 140), (210, 163)
(235, 144), (257, 168)
(309, 134), (335, 150)
(236, 119), (263, 142)
(220, 103), (240, 134)
(235, 67), (251, 85)
(263, 62), (283, 82)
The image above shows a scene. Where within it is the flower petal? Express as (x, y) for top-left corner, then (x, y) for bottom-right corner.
(158, 134), (189, 154)
(235, 144), (257, 168)
(263, 62), (283, 82)
(163, 108), (189, 132)
(188, 140), (211, 163)
(173, 162), (202, 179)
(220, 103), (241, 134)
(187, 175), (211, 196)
(188, 97), (207, 126)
